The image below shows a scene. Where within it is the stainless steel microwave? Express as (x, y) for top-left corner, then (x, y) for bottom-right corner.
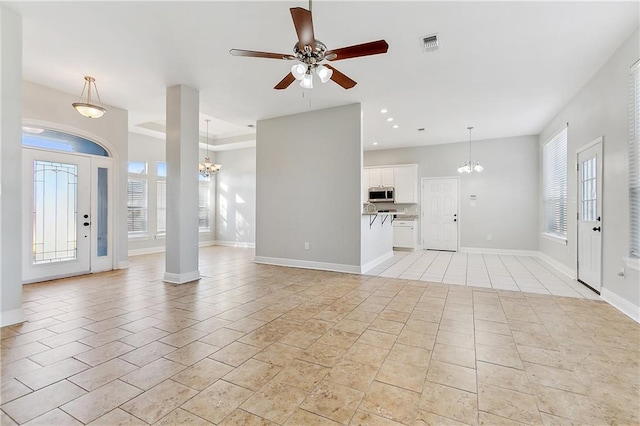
(368, 187), (394, 202)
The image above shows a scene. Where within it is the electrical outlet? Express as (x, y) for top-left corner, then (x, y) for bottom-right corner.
(487, 234), (492, 241)
(304, 242), (310, 250)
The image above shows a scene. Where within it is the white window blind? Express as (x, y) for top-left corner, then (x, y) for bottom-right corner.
(127, 178), (147, 235)
(157, 180), (167, 235)
(199, 180), (211, 232)
(630, 61), (640, 257)
(543, 128), (568, 238)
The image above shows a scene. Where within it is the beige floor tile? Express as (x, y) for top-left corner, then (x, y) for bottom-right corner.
(27, 341), (93, 367)
(73, 341), (135, 366)
(1, 341), (50, 365)
(223, 358), (281, 391)
(332, 319), (370, 335)
(253, 342), (304, 366)
(241, 381), (308, 424)
(121, 379), (198, 424)
(326, 358), (377, 391)
(1, 410), (17, 426)
(395, 329), (435, 350)
(60, 379), (142, 423)
(478, 411), (527, 425)
(226, 318), (266, 334)
(377, 309), (411, 323)
(182, 380), (253, 424)
(351, 409), (406, 425)
(271, 359), (329, 391)
(515, 345), (574, 370)
(512, 330), (559, 351)
(118, 327), (169, 348)
(476, 343), (524, 370)
(1, 380), (86, 424)
(159, 328), (207, 348)
(285, 408), (340, 425)
(419, 381), (478, 425)
(474, 319), (512, 336)
(209, 341), (262, 367)
(387, 343), (432, 368)
(118, 341), (176, 367)
(299, 342), (348, 368)
(415, 409), (471, 425)
(436, 330), (475, 350)
(219, 408), (277, 425)
(478, 383), (541, 424)
(358, 330), (397, 349)
(523, 362), (587, 395)
(68, 358), (137, 391)
(16, 358), (89, 390)
(163, 341), (219, 366)
(343, 342), (389, 368)
(1, 357), (43, 383)
(431, 343), (475, 369)
(376, 358), (426, 393)
(120, 358), (186, 390)
(475, 331), (516, 349)
(22, 408), (83, 426)
(278, 329), (322, 349)
(155, 408), (214, 425)
(426, 360), (477, 393)
(531, 383), (607, 424)
(359, 381), (420, 425)
(369, 318), (405, 335)
(1, 379), (32, 404)
(78, 328), (131, 348)
(86, 408), (147, 425)
(476, 361), (531, 395)
(299, 380), (364, 424)
(171, 358), (234, 391)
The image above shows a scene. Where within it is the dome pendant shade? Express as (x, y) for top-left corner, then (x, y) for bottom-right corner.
(72, 76), (107, 119)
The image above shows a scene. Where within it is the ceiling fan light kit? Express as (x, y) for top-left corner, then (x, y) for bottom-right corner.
(230, 6), (388, 90)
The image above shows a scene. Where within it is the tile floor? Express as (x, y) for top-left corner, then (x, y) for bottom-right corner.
(368, 251), (601, 299)
(1, 246), (638, 425)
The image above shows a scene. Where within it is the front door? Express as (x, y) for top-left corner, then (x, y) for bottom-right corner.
(577, 138), (603, 293)
(422, 178), (458, 251)
(22, 148), (92, 283)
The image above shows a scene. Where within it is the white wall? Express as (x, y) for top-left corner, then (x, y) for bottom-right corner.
(128, 131), (216, 255)
(22, 81), (129, 268)
(255, 103), (363, 270)
(538, 29), (640, 310)
(215, 147), (255, 246)
(365, 135), (540, 251)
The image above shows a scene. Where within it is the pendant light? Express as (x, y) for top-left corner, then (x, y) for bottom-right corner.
(72, 76), (107, 119)
(457, 126), (483, 173)
(198, 119), (221, 178)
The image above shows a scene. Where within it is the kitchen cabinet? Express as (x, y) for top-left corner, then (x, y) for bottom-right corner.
(394, 165), (418, 203)
(393, 220), (418, 249)
(368, 167), (394, 188)
(362, 168), (370, 203)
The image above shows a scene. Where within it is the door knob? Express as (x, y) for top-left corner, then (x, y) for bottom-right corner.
(592, 226), (601, 232)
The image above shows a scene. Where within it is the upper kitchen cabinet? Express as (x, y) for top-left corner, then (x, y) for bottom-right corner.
(368, 167), (394, 188)
(394, 164), (418, 204)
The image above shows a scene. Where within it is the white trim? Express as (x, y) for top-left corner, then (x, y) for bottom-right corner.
(163, 270), (201, 284)
(541, 232), (568, 245)
(361, 251), (394, 274)
(538, 251), (576, 279)
(1, 308), (25, 327)
(459, 247), (539, 256)
(577, 136), (604, 153)
(254, 256), (361, 274)
(600, 288), (640, 323)
(117, 261), (130, 269)
(624, 256), (640, 271)
(215, 240), (255, 249)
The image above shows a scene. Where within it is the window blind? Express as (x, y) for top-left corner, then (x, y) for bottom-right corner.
(543, 127), (568, 238)
(127, 178), (147, 234)
(199, 182), (211, 231)
(157, 180), (167, 235)
(630, 60), (640, 257)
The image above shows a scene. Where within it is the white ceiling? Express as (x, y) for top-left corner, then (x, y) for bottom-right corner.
(7, 1), (639, 150)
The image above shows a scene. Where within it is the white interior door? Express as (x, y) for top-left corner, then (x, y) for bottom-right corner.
(422, 178), (458, 251)
(577, 139), (603, 292)
(22, 148), (92, 283)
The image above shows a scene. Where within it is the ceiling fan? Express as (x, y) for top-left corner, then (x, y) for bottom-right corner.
(229, 6), (388, 90)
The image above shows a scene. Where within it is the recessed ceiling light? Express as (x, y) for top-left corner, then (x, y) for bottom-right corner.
(380, 109), (388, 114)
(373, 142), (379, 146)
(392, 125), (399, 129)
(386, 117), (394, 122)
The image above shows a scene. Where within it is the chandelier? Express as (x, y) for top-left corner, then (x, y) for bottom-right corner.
(72, 76), (106, 119)
(198, 119), (221, 177)
(457, 126), (483, 173)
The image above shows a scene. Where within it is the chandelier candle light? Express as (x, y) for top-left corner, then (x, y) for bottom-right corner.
(72, 76), (107, 119)
(199, 119), (221, 178)
(457, 126), (484, 173)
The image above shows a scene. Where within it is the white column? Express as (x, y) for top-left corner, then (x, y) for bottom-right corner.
(164, 85), (200, 284)
(0, 5), (24, 326)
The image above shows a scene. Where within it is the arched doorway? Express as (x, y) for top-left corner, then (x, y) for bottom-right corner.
(21, 127), (115, 283)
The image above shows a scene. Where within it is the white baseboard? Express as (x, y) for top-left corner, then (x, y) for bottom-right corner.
(214, 240), (255, 249)
(459, 247), (539, 256)
(537, 252), (576, 279)
(1, 308), (24, 327)
(361, 251), (394, 274)
(254, 256), (360, 274)
(601, 288), (640, 323)
(163, 270), (201, 284)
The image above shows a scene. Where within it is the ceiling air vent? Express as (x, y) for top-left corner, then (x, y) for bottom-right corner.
(421, 34), (439, 52)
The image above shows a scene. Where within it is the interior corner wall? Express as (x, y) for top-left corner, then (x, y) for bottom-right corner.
(215, 147), (256, 245)
(128, 131), (217, 255)
(364, 135), (540, 251)
(22, 81), (129, 268)
(538, 28), (640, 308)
(256, 103), (362, 269)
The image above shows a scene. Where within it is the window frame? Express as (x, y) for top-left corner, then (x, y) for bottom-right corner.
(542, 127), (568, 242)
(127, 162), (148, 239)
(629, 60), (640, 259)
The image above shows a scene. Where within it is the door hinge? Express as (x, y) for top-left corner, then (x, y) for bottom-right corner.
(576, 163), (579, 171)
(577, 212), (579, 220)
